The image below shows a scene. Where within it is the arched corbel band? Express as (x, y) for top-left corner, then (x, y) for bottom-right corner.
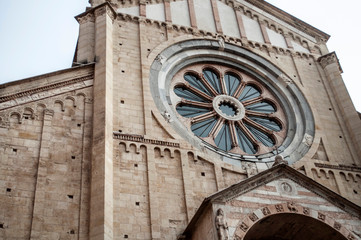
(149, 39), (315, 164)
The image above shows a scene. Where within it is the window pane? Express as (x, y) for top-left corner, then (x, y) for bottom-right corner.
(238, 85), (260, 101)
(176, 104), (210, 118)
(245, 123), (274, 147)
(235, 125), (257, 154)
(214, 123), (232, 151)
(224, 73), (241, 96)
(246, 101), (275, 113)
(174, 87), (209, 102)
(184, 74), (213, 97)
(248, 116), (281, 132)
(191, 117), (217, 137)
(203, 69), (221, 94)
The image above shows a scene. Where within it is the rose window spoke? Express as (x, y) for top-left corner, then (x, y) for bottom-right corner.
(214, 123), (233, 152)
(176, 104), (210, 118)
(191, 117), (218, 137)
(248, 116), (281, 132)
(246, 101), (276, 114)
(173, 64), (287, 156)
(235, 124), (257, 154)
(244, 123), (275, 147)
(203, 69), (222, 94)
(184, 74), (214, 97)
(174, 87), (210, 103)
(224, 73), (241, 96)
(238, 85), (261, 102)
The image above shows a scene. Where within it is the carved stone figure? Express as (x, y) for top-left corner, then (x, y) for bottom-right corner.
(162, 110), (173, 123)
(243, 162), (257, 177)
(303, 133), (313, 147)
(217, 36), (225, 51)
(215, 208), (229, 240)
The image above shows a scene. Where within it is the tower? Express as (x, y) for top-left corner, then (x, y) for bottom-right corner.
(0, 0), (360, 239)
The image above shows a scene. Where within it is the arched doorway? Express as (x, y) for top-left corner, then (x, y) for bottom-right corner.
(243, 213), (347, 240)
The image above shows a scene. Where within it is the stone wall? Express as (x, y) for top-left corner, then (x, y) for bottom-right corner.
(0, 66), (93, 239)
(0, 0), (360, 239)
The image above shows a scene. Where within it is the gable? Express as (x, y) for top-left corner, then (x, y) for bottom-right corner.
(182, 164), (361, 239)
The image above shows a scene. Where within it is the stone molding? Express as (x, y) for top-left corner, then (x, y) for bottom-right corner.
(76, 11), (95, 24)
(113, 132), (180, 148)
(117, 12), (318, 61)
(149, 39), (315, 163)
(233, 202), (357, 240)
(0, 75), (93, 110)
(115, 0), (328, 43)
(315, 163), (361, 173)
(75, 2), (117, 24)
(318, 51), (343, 73)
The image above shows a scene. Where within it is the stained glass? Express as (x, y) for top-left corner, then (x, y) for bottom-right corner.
(174, 66), (285, 155)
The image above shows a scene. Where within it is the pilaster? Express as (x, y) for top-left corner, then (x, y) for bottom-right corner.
(30, 109), (54, 239)
(318, 52), (361, 164)
(76, 12), (95, 64)
(89, 2), (116, 240)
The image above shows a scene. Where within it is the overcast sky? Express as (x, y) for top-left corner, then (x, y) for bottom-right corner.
(0, 1), (360, 111)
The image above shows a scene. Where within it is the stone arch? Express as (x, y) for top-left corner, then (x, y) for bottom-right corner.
(348, 173), (355, 182)
(9, 112), (22, 124)
(54, 100), (65, 112)
(65, 96), (77, 108)
(149, 39), (315, 164)
(23, 107), (34, 119)
(232, 202), (356, 240)
(340, 171), (349, 181)
(128, 143), (139, 154)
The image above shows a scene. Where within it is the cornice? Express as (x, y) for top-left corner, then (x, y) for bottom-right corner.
(0, 64), (94, 110)
(315, 163), (361, 173)
(0, 75), (93, 104)
(318, 51), (343, 73)
(245, 0), (330, 41)
(0, 64), (94, 91)
(75, 1), (117, 23)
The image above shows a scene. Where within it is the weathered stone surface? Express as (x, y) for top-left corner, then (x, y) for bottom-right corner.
(0, 1), (360, 239)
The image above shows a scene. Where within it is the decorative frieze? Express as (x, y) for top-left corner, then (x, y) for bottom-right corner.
(0, 75), (93, 110)
(314, 163), (361, 173)
(113, 132), (180, 147)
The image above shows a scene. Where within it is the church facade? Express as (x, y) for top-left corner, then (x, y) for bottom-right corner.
(0, 0), (360, 239)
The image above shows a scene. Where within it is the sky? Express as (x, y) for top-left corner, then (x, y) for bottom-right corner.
(0, 0), (360, 111)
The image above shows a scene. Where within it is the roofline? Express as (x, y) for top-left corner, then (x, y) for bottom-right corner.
(246, 0), (330, 41)
(0, 63), (95, 90)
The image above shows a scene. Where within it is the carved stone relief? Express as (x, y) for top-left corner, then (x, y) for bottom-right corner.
(215, 208), (229, 240)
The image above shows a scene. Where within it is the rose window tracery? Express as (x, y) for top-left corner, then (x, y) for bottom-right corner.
(172, 64), (287, 156)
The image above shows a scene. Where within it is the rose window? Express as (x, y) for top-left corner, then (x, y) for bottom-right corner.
(172, 64), (287, 156)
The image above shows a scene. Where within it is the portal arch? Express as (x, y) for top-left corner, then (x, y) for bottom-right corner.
(232, 203), (356, 240)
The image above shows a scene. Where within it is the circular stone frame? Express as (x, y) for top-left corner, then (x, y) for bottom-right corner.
(149, 39), (315, 164)
(212, 95), (246, 121)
